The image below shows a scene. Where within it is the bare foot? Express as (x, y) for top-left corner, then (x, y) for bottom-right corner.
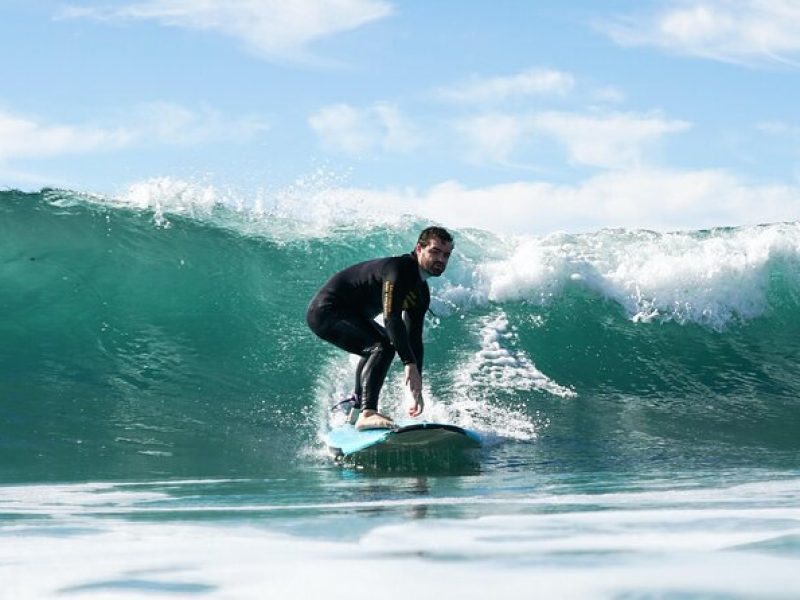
(355, 410), (395, 431)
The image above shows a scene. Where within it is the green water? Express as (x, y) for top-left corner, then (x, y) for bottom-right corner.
(2, 190), (800, 598)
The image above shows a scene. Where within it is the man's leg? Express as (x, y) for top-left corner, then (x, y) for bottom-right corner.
(350, 338), (396, 430)
(307, 306), (396, 429)
(353, 355), (366, 402)
(359, 340), (395, 411)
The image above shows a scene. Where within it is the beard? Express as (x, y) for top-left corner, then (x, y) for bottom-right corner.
(427, 261), (445, 276)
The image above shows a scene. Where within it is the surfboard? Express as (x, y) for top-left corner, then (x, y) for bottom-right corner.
(325, 421), (482, 458)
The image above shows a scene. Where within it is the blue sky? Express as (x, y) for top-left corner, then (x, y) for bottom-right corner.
(3, 0), (800, 233)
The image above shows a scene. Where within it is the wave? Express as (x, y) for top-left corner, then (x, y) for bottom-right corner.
(2, 186), (800, 480)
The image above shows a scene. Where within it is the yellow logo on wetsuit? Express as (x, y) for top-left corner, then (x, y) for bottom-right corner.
(384, 282), (419, 316)
(383, 281), (394, 317)
(403, 290), (418, 310)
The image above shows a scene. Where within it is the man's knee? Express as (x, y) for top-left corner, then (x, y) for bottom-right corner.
(365, 339), (395, 363)
(306, 302), (325, 336)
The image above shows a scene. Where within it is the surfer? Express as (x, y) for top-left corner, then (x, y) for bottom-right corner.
(306, 226), (454, 430)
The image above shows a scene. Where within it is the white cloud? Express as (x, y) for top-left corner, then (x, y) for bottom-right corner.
(454, 113), (526, 165)
(436, 68), (575, 104)
(590, 86), (627, 104)
(129, 102), (269, 144)
(308, 103), (418, 156)
(600, 0), (800, 67)
(324, 168), (800, 234)
(370, 104), (418, 152)
(758, 120), (800, 136)
(0, 111), (131, 162)
(58, 0), (394, 63)
(455, 110), (690, 169)
(534, 111), (690, 168)
(308, 104), (371, 155)
(0, 104), (269, 163)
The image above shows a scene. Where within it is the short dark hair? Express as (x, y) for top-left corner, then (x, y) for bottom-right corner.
(417, 226), (454, 247)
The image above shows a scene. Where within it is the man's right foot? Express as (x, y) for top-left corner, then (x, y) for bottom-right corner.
(355, 411), (395, 431)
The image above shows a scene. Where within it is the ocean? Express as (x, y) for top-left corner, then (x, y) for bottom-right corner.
(2, 186), (800, 598)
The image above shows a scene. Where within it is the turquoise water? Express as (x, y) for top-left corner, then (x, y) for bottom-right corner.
(2, 188), (800, 598)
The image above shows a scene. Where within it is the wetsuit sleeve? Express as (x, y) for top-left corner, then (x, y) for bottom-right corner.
(403, 284), (428, 373)
(381, 260), (418, 365)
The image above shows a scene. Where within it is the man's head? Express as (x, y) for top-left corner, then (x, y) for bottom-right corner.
(415, 226), (454, 277)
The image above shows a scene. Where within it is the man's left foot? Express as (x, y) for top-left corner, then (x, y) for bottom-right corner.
(355, 411), (395, 431)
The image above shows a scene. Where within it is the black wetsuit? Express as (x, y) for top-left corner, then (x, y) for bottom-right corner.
(306, 252), (429, 411)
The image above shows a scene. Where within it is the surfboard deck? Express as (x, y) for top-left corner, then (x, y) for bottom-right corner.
(325, 421), (482, 458)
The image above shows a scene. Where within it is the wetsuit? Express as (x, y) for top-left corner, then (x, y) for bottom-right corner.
(306, 252), (429, 411)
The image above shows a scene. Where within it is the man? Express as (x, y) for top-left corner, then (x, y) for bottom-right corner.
(306, 226), (454, 430)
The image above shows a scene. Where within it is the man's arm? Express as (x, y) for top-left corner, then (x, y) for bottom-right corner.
(402, 282), (428, 417)
(402, 309), (425, 417)
(381, 262), (418, 365)
(403, 308), (424, 374)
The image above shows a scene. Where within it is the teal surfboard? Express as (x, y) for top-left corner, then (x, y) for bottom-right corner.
(325, 422), (482, 458)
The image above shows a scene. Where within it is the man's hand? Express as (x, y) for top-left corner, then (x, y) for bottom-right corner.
(404, 363), (424, 417)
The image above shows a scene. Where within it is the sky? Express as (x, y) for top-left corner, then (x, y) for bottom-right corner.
(2, 0), (800, 234)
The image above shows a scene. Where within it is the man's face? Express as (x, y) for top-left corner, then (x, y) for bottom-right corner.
(416, 238), (453, 277)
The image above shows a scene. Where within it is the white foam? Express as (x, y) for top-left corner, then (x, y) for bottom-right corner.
(417, 309), (571, 441)
(473, 223), (800, 328)
(66, 178), (800, 333)
(466, 311), (574, 397)
(109, 174), (414, 236)
(58, 175), (800, 329)
(0, 482), (168, 517)
(4, 477), (800, 517)
(117, 177), (218, 227)
(3, 477), (800, 599)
